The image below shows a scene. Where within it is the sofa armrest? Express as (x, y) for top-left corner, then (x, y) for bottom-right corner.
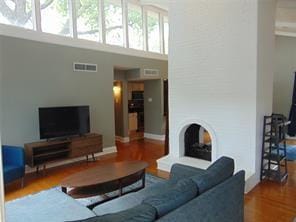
(2, 145), (25, 167)
(170, 164), (205, 182)
(158, 171), (245, 222)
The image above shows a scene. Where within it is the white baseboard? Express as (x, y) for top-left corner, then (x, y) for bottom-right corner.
(25, 146), (117, 174)
(245, 173), (259, 193)
(115, 136), (130, 143)
(144, 133), (165, 141)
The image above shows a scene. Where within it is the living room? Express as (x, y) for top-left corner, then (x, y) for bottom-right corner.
(1, 0), (296, 222)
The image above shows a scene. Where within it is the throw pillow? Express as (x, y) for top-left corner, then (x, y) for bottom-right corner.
(143, 178), (198, 218)
(191, 156), (234, 194)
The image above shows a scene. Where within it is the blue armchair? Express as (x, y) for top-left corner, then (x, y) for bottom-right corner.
(2, 145), (25, 187)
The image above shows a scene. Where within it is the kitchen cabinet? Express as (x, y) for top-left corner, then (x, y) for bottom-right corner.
(129, 113), (138, 131)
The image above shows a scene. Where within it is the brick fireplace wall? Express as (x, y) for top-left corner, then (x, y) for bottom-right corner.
(158, 0), (276, 192)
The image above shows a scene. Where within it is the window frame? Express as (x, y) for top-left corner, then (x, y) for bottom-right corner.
(0, 0), (169, 56)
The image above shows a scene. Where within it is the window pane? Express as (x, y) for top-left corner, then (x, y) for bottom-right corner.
(76, 0), (99, 41)
(41, 0), (70, 36)
(0, 0), (33, 29)
(128, 3), (143, 50)
(104, 0), (123, 46)
(147, 11), (160, 53)
(164, 16), (169, 54)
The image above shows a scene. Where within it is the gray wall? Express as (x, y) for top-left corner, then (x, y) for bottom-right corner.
(273, 36), (296, 117)
(114, 81), (124, 137)
(114, 71), (165, 138)
(0, 35), (168, 147)
(114, 70), (129, 138)
(144, 80), (164, 135)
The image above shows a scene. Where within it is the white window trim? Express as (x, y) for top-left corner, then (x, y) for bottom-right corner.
(159, 14), (164, 54)
(142, 6), (149, 51)
(99, 0), (106, 43)
(32, 0), (41, 31)
(122, 0), (129, 48)
(0, 0), (169, 59)
(0, 23), (168, 61)
(69, 0), (77, 38)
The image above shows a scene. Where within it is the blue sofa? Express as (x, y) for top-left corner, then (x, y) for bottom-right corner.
(2, 145), (25, 187)
(73, 156), (245, 222)
(5, 156), (245, 222)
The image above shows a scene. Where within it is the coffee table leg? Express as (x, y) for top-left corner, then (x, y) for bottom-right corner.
(142, 170), (146, 189)
(62, 187), (67, 194)
(119, 179), (123, 196)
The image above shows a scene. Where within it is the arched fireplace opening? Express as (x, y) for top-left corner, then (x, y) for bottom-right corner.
(184, 124), (212, 161)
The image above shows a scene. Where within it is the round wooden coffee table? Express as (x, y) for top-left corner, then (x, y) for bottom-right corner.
(60, 161), (148, 207)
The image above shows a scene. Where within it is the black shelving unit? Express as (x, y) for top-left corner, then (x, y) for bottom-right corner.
(260, 114), (289, 183)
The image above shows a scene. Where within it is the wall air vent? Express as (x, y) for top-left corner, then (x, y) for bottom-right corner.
(143, 69), (160, 77)
(73, 63), (97, 72)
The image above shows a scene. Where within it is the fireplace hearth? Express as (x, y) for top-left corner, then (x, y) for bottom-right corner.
(184, 124), (212, 161)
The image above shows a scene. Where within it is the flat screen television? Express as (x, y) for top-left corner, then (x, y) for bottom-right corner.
(39, 106), (90, 139)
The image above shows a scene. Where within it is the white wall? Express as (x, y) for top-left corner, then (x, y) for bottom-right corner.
(0, 35), (6, 222)
(158, 0), (275, 191)
(255, 0), (276, 187)
(273, 36), (296, 117)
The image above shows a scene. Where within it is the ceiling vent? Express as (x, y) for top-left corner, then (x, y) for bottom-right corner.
(73, 63), (97, 72)
(143, 69), (160, 77)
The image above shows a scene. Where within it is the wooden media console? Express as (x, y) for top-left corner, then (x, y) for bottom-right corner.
(24, 133), (103, 172)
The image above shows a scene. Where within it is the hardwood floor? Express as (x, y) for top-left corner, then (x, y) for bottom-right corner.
(4, 139), (168, 201)
(4, 139), (296, 222)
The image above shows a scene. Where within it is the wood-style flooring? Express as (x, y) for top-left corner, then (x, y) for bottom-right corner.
(4, 139), (296, 222)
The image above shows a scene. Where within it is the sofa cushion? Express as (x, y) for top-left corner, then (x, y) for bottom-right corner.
(143, 178), (198, 218)
(191, 156), (234, 194)
(157, 171), (245, 222)
(169, 164), (206, 182)
(70, 204), (156, 222)
(93, 180), (175, 216)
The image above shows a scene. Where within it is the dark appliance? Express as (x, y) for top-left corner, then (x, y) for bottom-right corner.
(39, 106), (90, 139)
(132, 91), (144, 100)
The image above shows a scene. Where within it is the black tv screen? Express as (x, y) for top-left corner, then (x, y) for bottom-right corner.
(39, 106), (90, 139)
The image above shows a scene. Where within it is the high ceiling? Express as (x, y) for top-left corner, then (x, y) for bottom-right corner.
(141, 0), (296, 36)
(139, 0), (168, 10)
(276, 0), (296, 35)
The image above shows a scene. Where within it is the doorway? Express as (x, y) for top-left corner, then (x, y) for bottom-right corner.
(113, 68), (166, 143)
(128, 81), (145, 141)
(113, 68), (146, 142)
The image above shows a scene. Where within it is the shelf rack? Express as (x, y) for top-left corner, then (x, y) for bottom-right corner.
(260, 114), (289, 183)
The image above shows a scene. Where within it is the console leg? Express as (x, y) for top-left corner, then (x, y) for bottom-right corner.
(43, 165), (46, 175)
(62, 187), (67, 194)
(86, 155), (89, 162)
(142, 170), (146, 189)
(92, 153), (96, 161)
(119, 180), (123, 196)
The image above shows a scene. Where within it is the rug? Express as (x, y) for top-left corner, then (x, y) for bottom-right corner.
(5, 173), (165, 222)
(56, 173), (165, 206)
(273, 144), (296, 161)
